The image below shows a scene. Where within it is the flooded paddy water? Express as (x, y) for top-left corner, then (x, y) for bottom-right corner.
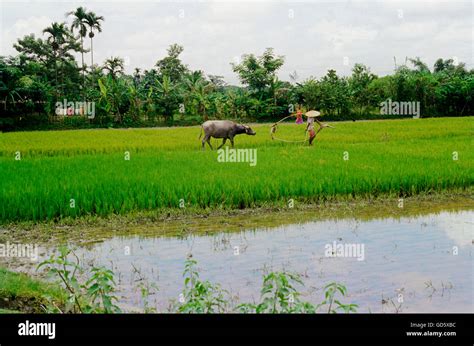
(1, 197), (473, 313)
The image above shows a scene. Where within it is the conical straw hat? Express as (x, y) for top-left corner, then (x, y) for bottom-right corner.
(305, 110), (321, 118)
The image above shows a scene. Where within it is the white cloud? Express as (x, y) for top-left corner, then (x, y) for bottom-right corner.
(435, 211), (473, 248)
(382, 21), (439, 41)
(1, 16), (52, 54)
(309, 19), (379, 53)
(1, 0), (472, 84)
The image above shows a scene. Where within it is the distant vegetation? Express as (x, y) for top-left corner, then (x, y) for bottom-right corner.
(0, 117), (471, 223)
(1, 6), (473, 131)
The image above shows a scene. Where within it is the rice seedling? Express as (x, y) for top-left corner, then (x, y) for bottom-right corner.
(0, 117), (472, 223)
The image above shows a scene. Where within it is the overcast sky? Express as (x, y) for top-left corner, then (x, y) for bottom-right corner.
(1, 0), (472, 85)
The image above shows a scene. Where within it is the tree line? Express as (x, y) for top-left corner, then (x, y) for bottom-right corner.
(1, 6), (472, 130)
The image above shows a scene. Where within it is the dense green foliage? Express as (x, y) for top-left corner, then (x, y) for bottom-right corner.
(1, 7), (472, 131)
(0, 117), (471, 223)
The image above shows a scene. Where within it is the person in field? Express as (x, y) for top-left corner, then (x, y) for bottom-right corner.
(305, 110), (332, 145)
(295, 107), (304, 124)
(306, 115), (316, 145)
(270, 108), (333, 145)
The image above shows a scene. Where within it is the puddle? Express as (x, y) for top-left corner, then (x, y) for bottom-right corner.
(1, 202), (472, 313)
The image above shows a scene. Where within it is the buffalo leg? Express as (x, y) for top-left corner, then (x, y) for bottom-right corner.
(206, 136), (213, 150)
(202, 135), (213, 150)
(218, 138), (227, 149)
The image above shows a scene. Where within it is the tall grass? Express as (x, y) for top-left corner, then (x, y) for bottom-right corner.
(1, 117), (472, 223)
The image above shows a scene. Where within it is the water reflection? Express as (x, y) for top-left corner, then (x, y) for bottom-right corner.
(63, 210), (473, 313)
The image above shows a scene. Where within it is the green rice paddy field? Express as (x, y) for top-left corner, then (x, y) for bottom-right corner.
(0, 117), (472, 223)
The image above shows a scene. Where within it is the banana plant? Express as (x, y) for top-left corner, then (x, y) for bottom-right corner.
(98, 76), (129, 123)
(152, 75), (180, 123)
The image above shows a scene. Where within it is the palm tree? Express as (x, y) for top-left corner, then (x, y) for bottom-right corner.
(43, 22), (71, 95)
(84, 11), (104, 69)
(67, 7), (89, 90)
(184, 71), (213, 119)
(409, 57), (431, 74)
(103, 57), (124, 79)
(43, 22), (70, 50)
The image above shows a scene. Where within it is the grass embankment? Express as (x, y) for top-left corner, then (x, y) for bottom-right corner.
(0, 268), (66, 313)
(0, 117), (472, 223)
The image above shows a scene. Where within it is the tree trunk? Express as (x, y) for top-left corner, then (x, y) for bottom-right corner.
(54, 51), (59, 99)
(81, 36), (85, 100)
(90, 36), (94, 68)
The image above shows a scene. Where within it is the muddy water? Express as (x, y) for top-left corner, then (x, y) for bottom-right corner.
(1, 202), (473, 313)
(67, 210), (474, 312)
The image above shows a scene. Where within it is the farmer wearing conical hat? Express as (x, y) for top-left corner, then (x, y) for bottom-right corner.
(305, 110), (333, 145)
(270, 108), (333, 144)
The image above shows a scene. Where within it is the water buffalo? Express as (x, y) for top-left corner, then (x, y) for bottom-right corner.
(199, 120), (256, 150)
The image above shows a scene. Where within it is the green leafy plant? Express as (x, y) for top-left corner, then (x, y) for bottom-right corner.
(38, 245), (121, 313)
(237, 272), (357, 314)
(138, 281), (159, 313)
(176, 257), (229, 313)
(320, 282), (358, 313)
(84, 267), (120, 313)
(34, 255), (357, 314)
(238, 272), (305, 313)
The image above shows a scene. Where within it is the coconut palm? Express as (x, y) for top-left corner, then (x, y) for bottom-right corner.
(103, 57), (124, 79)
(84, 11), (104, 69)
(43, 22), (70, 50)
(43, 22), (72, 94)
(67, 7), (89, 89)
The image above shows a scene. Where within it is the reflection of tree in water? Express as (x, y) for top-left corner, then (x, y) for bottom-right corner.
(211, 232), (249, 254)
